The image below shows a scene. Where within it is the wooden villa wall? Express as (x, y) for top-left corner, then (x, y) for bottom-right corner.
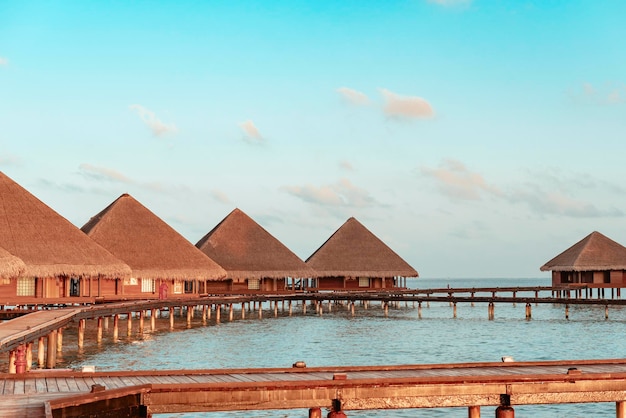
(552, 270), (626, 286)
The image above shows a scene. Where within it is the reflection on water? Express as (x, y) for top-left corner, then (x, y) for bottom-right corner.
(33, 278), (626, 416)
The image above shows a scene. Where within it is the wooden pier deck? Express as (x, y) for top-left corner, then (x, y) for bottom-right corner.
(3, 359), (626, 417)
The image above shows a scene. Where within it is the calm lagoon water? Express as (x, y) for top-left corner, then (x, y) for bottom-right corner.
(64, 278), (626, 417)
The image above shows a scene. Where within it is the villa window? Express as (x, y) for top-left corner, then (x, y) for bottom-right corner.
(17, 277), (35, 296)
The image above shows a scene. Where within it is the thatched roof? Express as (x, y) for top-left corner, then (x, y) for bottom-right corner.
(81, 193), (226, 280)
(540, 231), (626, 272)
(0, 172), (131, 279)
(306, 217), (418, 278)
(0, 246), (26, 279)
(196, 208), (316, 280)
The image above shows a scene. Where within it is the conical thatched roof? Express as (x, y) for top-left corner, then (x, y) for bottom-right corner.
(81, 193), (226, 280)
(0, 171), (131, 279)
(0, 246), (26, 279)
(306, 217), (418, 278)
(540, 231), (626, 272)
(196, 208), (316, 280)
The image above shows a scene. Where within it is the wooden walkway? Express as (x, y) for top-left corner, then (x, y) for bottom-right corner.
(3, 359), (626, 416)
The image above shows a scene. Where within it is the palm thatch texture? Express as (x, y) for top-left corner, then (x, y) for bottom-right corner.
(306, 217), (418, 278)
(540, 231), (626, 272)
(0, 246), (26, 279)
(0, 171), (131, 279)
(196, 208), (316, 280)
(81, 193), (226, 280)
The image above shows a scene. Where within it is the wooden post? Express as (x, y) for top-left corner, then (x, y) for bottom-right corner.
(216, 304), (222, 323)
(78, 319), (86, 349)
(258, 303), (263, 319)
(309, 407), (322, 418)
(289, 300), (293, 316)
(274, 301), (278, 317)
(351, 302), (355, 316)
(151, 309), (156, 331)
(303, 301), (307, 314)
(186, 306), (192, 326)
(207, 305), (212, 320)
(97, 317), (103, 342)
(468, 405), (480, 417)
(384, 302), (389, 317)
(104, 316), (109, 332)
(46, 330), (57, 369)
(617, 401), (626, 418)
(605, 305), (609, 320)
(495, 405), (514, 417)
(202, 305), (208, 323)
(418, 302), (422, 319)
(229, 304), (234, 321)
(113, 314), (119, 341)
(57, 327), (63, 353)
(26, 342), (33, 372)
(127, 312), (133, 336)
(565, 304), (569, 320)
(453, 302), (457, 318)
(488, 302), (495, 320)
(38, 337), (45, 367)
(169, 308), (175, 329)
(525, 303), (532, 320)
(241, 303), (246, 319)
(8, 350), (16, 374)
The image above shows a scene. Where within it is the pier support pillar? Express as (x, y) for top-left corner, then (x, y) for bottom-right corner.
(113, 314), (119, 341)
(258, 303), (263, 319)
(202, 305), (208, 323)
(8, 349), (16, 374)
(453, 302), (457, 318)
(525, 303), (532, 320)
(169, 308), (175, 329)
(289, 300), (293, 316)
(46, 330), (57, 369)
(350, 302), (355, 316)
(229, 304), (234, 321)
(97, 317), (103, 342)
(418, 302), (422, 319)
(151, 309), (157, 331)
(38, 337), (45, 367)
(495, 406), (514, 418)
(57, 327), (63, 353)
(186, 306), (192, 326)
(308, 407), (322, 418)
(127, 312), (133, 336)
(328, 399), (347, 417)
(468, 405), (481, 417)
(617, 401), (626, 418)
(565, 304), (569, 320)
(241, 303), (246, 319)
(26, 342), (33, 371)
(303, 301), (307, 314)
(488, 302), (495, 320)
(78, 318), (86, 349)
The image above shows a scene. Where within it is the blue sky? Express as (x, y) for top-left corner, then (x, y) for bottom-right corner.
(1, 0), (625, 279)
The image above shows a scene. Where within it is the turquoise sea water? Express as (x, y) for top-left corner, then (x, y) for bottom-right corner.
(63, 277), (626, 417)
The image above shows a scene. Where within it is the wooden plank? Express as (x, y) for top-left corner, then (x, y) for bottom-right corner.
(35, 378), (47, 393)
(55, 377), (70, 393)
(65, 377), (80, 392)
(4, 378), (15, 395)
(73, 377), (90, 392)
(24, 378), (37, 394)
(45, 377), (59, 393)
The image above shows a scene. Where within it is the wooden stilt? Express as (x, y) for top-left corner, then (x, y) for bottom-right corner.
(418, 302), (422, 319)
(216, 305), (221, 323)
(127, 312), (132, 336)
(57, 327), (63, 353)
(97, 317), (103, 342)
(8, 350), (16, 374)
(46, 330), (57, 369)
(229, 304), (234, 321)
(38, 337), (45, 368)
(241, 303), (246, 319)
(113, 314), (119, 341)
(453, 302), (457, 318)
(169, 308), (175, 329)
(26, 343), (33, 372)
(151, 309), (156, 331)
(186, 306), (192, 326)
(78, 319), (86, 349)
(617, 401), (626, 418)
(468, 405), (480, 418)
(289, 300), (293, 316)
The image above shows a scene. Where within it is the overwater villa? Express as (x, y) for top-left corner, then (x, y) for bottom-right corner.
(0, 171), (131, 303)
(541, 231), (626, 290)
(81, 193), (227, 299)
(306, 217), (418, 290)
(196, 208), (316, 292)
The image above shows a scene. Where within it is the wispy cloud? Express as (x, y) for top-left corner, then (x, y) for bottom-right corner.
(420, 159), (502, 200)
(210, 189), (231, 204)
(79, 164), (133, 183)
(570, 82), (625, 106)
(129, 104), (177, 136)
(380, 88), (435, 120)
(282, 178), (378, 208)
(0, 152), (20, 166)
(337, 87), (370, 106)
(0, 57), (8, 67)
(240, 120), (264, 144)
(339, 160), (354, 171)
(421, 160), (624, 218)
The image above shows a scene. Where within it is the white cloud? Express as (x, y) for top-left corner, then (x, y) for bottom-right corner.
(420, 159), (502, 200)
(337, 87), (370, 106)
(210, 189), (231, 204)
(380, 88), (435, 120)
(0, 57), (8, 67)
(240, 120), (264, 144)
(282, 178), (377, 208)
(129, 104), (177, 136)
(571, 82), (625, 106)
(339, 160), (354, 171)
(79, 164), (133, 183)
